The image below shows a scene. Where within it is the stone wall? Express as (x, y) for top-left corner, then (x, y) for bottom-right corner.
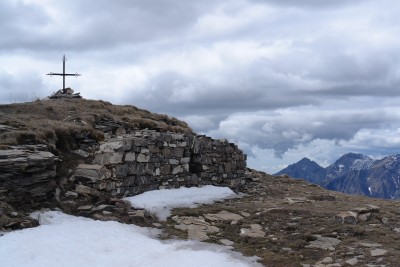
(74, 130), (247, 197)
(0, 145), (58, 208)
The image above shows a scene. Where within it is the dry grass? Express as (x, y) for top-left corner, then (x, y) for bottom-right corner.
(0, 98), (192, 153)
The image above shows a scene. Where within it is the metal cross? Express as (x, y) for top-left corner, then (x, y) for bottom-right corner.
(47, 55), (81, 90)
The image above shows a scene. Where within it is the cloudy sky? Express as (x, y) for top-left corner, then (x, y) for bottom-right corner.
(2, 0), (400, 173)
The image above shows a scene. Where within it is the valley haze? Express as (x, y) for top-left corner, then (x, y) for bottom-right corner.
(2, 0), (400, 172)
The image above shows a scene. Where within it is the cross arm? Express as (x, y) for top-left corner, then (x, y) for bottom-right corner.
(47, 73), (82, 76)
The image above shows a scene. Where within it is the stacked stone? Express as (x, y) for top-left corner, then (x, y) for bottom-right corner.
(191, 136), (246, 186)
(74, 130), (247, 197)
(0, 145), (57, 208)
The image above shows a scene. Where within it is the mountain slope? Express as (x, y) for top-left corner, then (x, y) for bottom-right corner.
(275, 157), (326, 185)
(276, 153), (400, 199)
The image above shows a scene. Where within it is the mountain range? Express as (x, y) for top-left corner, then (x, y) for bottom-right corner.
(275, 153), (400, 199)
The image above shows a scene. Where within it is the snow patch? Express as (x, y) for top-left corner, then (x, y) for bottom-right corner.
(0, 211), (261, 267)
(125, 185), (238, 220)
(352, 158), (374, 170)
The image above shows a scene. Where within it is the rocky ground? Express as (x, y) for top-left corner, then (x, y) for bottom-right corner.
(157, 171), (400, 267)
(2, 170), (400, 267)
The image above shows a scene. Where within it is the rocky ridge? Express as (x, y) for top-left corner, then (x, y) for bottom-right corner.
(276, 153), (400, 199)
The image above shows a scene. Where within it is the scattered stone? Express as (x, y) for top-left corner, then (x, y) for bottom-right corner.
(360, 243), (382, 248)
(65, 191), (78, 198)
(172, 216), (220, 241)
(219, 239), (235, 246)
(357, 212), (371, 222)
(187, 226), (209, 241)
(381, 217), (389, 225)
(129, 210), (146, 218)
(366, 204), (380, 213)
(239, 211), (251, 217)
(393, 228), (400, 233)
(370, 249), (387, 257)
(77, 205), (93, 211)
(351, 207), (370, 214)
(204, 210), (244, 221)
(335, 211), (358, 224)
(240, 224), (266, 238)
(92, 204), (113, 211)
(9, 212), (19, 217)
(345, 258), (359, 266)
(72, 149), (89, 158)
(285, 197), (308, 204)
(318, 256), (333, 264)
(306, 235), (341, 250)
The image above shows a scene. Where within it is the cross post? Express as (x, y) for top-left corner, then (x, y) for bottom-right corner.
(47, 55), (81, 90)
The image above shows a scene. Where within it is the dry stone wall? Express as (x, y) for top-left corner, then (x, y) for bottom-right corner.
(74, 130), (247, 197)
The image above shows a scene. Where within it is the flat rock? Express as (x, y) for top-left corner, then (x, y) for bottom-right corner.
(77, 205), (93, 211)
(306, 236), (341, 250)
(204, 210), (244, 221)
(128, 210), (146, 218)
(285, 197), (308, 204)
(172, 216), (220, 241)
(219, 239), (235, 246)
(187, 226), (210, 241)
(318, 257), (333, 264)
(370, 249), (387, 257)
(360, 242), (382, 248)
(357, 212), (371, 222)
(366, 204), (380, 213)
(239, 211), (251, 217)
(240, 224), (265, 238)
(345, 258), (359, 266)
(335, 211), (358, 224)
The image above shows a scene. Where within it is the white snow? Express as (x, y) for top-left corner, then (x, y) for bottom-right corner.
(125, 185), (238, 220)
(352, 158), (374, 170)
(0, 186), (260, 267)
(0, 211), (261, 267)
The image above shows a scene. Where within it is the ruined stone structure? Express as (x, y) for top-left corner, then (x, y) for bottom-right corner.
(0, 130), (247, 208)
(74, 130), (247, 197)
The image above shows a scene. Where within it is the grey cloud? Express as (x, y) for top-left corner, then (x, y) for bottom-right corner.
(1, 0), (218, 52)
(0, 71), (45, 104)
(249, 0), (367, 9)
(208, 106), (400, 157)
